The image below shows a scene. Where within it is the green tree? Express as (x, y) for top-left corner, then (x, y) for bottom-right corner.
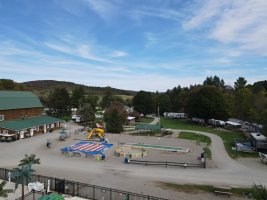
(251, 184), (267, 200)
(47, 88), (71, 117)
(129, 110), (141, 122)
(203, 75), (225, 89)
(166, 86), (186, 112)
(78, 104), (95, 127)
(39, 193), (64, 200)
(261, 110), (267, 136)
(185, 86), (228, 120)
(233, 88), (253, 120)
(71, 86), (85, 109)
(11, 165), (35, 200)
(156, 93), (172, 115)
(19, 154), (40, 168)
(0, 180), (13, 198)
(234, 77), (247, 90)
(104, 101), (128, 133)
(85, 95), (99, 110)
(132, 91), (155, 115)
(0, 79), (16, 90)
(100, 87), (113, 109)
(0, 79), (26, 90)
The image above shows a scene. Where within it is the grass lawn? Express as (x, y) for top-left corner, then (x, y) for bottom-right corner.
(179, 132), (212, 159)
(137, 117), (154, 124)
(161, 118), (258, 159)
(158, 182), (251, 196)
(130, 131), (161, 136)
(179, 131), (211, 145)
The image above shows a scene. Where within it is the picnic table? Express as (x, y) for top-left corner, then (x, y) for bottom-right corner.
(214, 186), (232, 197)
(0, 133), (16, 142)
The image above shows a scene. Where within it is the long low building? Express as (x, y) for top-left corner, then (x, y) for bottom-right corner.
(0, 91), (64, 141)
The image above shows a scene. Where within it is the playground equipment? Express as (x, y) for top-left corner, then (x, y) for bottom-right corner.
(59, 128), (70, 141)
(87, 126), (105, 141)
(115, 145), (148, 158)
(61, 141), (113, 157)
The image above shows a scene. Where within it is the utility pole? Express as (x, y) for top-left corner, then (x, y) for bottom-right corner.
(158, 106), (160, 126)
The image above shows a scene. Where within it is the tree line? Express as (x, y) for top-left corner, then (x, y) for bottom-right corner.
(132, 76), (267, 135)
(1, 77), (266, 135)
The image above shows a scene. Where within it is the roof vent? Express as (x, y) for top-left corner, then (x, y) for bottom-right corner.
(256, 133), (261, 136)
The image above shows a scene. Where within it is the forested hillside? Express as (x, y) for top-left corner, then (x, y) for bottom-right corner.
(23, 80), (136, 96)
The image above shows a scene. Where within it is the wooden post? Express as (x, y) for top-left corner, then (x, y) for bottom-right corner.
(93, 185), (95, 199)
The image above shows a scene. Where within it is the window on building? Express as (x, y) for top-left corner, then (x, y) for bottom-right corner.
(36, 127), (39, 131)
(3, 130), (8, 134)
(0, 115), (4, 121)
(51, 124), (54, 128)
(56, 122), (59, 127)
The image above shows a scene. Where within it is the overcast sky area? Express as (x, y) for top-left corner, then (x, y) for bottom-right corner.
(0, 0), (267, 92)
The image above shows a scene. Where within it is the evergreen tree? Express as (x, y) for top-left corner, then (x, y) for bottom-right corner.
(132, 91), (155, 115)
(100, 87), (113, 109)
(203, 75), (225, 89)
(47, 88), (71, 117)
(234, 77), (247, 90)
(71, 86), (85, 109)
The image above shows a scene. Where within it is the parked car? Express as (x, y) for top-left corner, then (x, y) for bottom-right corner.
(72, 115), (78, 120)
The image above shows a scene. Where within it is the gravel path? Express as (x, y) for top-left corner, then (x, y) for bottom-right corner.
(0, 121), (266, 200)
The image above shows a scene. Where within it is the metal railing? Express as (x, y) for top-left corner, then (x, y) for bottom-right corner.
(128, 159), (206, 168)
(0, 168), (168, 200)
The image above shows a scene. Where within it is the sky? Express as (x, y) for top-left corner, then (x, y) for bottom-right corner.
(0, 0), (267, 92)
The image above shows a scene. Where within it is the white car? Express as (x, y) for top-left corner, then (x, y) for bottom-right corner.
(72, 115), (78, 120)
(72, 115), (82, 123)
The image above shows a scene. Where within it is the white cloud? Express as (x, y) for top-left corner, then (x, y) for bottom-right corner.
(45, 42), (111, 63)
(144, 32), (158, 48)
(184, 0), (267, 55)
(110, 50), (128, 57)
(83, 0), (117, 20)
(183, 0), (224, 30)
(130, 7), (182, 22)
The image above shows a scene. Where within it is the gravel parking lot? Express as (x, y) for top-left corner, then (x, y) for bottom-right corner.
(0, 121), (266, 200)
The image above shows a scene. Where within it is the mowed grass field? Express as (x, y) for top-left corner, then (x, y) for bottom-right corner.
(161, 118), (258, 159)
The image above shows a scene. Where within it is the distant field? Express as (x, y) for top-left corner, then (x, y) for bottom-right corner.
(115, 95), (133, 100)
(161, 118), (258, 159)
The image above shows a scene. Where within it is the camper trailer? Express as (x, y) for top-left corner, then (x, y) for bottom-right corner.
(250, 133), (267, 151)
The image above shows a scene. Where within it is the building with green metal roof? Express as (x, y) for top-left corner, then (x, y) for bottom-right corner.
(0, 116), (63, 131)
(0, 91), (64, 141)
(0, 91), (43, 111)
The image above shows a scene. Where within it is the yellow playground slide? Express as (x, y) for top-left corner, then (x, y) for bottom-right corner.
(87, 128), (105, 140)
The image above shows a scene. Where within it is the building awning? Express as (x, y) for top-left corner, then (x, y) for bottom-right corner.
(127, 116), (135, 120)
(225, 121), (241, 126)
(0, 115), (64, 131)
